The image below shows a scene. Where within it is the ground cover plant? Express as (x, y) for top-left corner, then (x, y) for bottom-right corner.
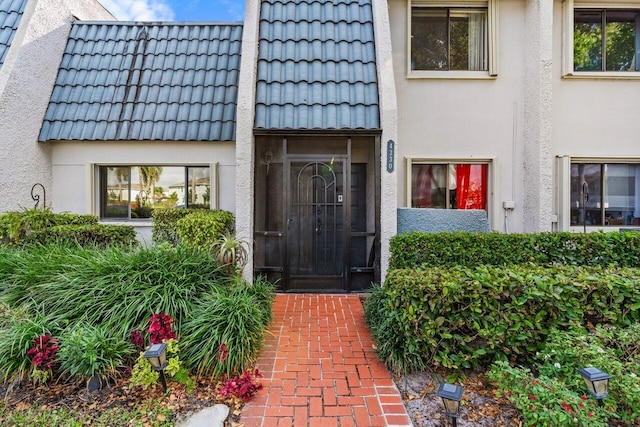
(0, 243), (275, 425)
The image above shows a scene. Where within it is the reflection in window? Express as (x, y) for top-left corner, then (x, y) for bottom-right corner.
(411, 7), (487, 71)
(101, 166), (210, 219)
(570, 163), (640, 226)
(411, 163), (488, 210)
(574, 9), (639, 72)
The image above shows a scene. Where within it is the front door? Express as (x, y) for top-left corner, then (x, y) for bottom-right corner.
(285, 157), (347, 291)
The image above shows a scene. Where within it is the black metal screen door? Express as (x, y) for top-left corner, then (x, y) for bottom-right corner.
(286, 158), (346, 290)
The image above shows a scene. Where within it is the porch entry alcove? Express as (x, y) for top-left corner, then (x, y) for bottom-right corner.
(253, 136), (380, 292)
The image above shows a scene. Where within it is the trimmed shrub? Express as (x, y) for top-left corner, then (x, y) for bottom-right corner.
(28, 224), (137, 248)
(365, 265), (640, 373)
(390, 231), (640, 269)
(0, 208), (98, 245)
(176, 210), (235, 250)
(151, 208), (202, 246)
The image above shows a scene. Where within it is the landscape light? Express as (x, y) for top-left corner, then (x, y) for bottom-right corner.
(579, 366), (611, 406)
(436, 382), (464, 426)
(144, 343), (168, 392)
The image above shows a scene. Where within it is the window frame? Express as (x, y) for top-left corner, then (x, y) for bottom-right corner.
(407, 0), (499, 79)
(405, 157), (497, 227)
(96, 164), (218, 221)
(563, 0), (640, 79)
(557, 156), (640, 231)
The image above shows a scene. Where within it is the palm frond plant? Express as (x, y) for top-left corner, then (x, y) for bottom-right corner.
(211, 232), (249, 276)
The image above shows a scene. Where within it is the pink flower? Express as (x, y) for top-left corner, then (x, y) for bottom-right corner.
(561, 402), (574, 413)
(528, 394), (537, 401)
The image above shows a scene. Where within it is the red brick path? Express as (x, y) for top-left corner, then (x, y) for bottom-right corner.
(240, 294), (412, 427)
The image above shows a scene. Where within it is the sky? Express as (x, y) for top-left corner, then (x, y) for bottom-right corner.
(98, 0), (245, 22)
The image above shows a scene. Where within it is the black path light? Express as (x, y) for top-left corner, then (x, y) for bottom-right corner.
(579, 367), (611, 407)
(144, 343), (169, 392)
(437, 382), (464, 427)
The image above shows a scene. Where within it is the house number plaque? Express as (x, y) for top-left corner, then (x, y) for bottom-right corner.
(386, 140), (395, 173)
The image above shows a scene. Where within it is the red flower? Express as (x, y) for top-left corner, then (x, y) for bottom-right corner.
(27, 335), (58, 370)
(580, 395), (588, 401)
(217, 343), (229, 363)
(528, 394), (537, 401)
(531, 379), (539, 385)
(148, 312), (177, 344)
(129, 329), (144, 348)
(588, 412), (594, 418)
(578, 403), (585, 409)
(560, 402), (574, 413)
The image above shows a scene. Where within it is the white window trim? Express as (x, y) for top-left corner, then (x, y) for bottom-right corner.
(405, 156), (498, 230)
(556, 155), (640, 232)
(563, 0), (640, 79)
(407, 0), (499, 79)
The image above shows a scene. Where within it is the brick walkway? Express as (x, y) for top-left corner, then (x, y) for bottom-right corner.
(240, 294), (412, 427)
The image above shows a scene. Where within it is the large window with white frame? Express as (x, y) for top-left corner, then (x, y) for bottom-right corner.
(570, 162), (640, 227)
(99, 166), (212, 220)
(408, 0), (498, 78)
(564, 1), (640, 77)
(409, 162), (489, 210)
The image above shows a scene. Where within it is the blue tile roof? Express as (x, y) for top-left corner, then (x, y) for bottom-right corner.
(255, 0), (380, 131)
(0, 0), (27, 69)
(39, 21), (243, 142)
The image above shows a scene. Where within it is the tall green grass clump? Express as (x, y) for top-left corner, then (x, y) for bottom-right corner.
(181, 277), (275, 377)
(0, 245), (229, 339)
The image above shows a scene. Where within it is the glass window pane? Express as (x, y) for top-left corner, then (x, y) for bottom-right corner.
(411, 164), (447, 208)
(451, 164), (487, 210)
(412, 8), (448, 70)
(187, 167), (211, 209)
(605, 10), (637, 71)
(103, 167), (130, 219)
(154, 166), (184, 209)
(450, 12), (486, 71)
(570, 164), (602, 226)
(574, 10), (603, 71)
(604, 164), (637, 225)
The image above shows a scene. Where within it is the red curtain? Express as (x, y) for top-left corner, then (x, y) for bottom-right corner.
(456, 164), (487, 210)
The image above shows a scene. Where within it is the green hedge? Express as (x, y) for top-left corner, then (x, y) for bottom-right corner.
(176, 210), (235, 250)
(364, 265), (640, 373)
(151, 208), (200, 245)
(390, 231), (640, 269)
(0, 209), (98, 244)
(28, 224), (138, 248)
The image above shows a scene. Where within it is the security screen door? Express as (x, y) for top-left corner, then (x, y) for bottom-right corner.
(286, 157), (347, 291)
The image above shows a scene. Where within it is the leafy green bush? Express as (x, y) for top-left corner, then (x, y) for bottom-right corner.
(489, 324), (640, 425)
(181, 278), (275, 378)
(176, 210), (235, 251)
(28, 224), (138, 248)
(58, 324), (133, 381)
(0, 311), (53, 382)
(152, 208), (205, 246)
(0, 208), (98, 245)
(365, 265), (640, 373)
(390, 231), (640, 269)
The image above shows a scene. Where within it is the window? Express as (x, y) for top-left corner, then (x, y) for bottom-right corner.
(574, 9), (640, 72)
(410, 163), (488, 210)
(100, 166), (211, 219)
(408, 0), (498, 78)
(563, 1), (640, 77)
(570, 163), (640, 226)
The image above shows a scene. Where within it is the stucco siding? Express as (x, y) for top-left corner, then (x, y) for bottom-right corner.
(0, 0), (114, 213)
(389, 0), (527, 232)
(50, 141), (237, 215)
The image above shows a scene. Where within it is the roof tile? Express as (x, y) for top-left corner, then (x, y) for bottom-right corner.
(255, 0), (380, 130)
(0, 0), (27, 68)
(39, 21), (243, 142)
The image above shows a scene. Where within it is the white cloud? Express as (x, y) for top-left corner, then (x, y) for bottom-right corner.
(99, 0), (176, 21)
(220, 0), (244, 21)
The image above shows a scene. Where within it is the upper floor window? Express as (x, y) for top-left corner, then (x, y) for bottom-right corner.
(571, 163), (640, 226)
(563, 1), (640, 78)
(408, 0), (498, 78)
(410, 162), (488, 210)
(574, 9), (640, 72)
(100, 166), (211, 220)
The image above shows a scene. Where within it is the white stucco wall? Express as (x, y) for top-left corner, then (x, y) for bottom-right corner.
(235, 0), (260, 281)
(372, 0), (398, 281)
(0, 0), (114, 213)
(552, 0), (640, 158)
(389, 0), (528, 233)
(50, 141), (237, 215)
